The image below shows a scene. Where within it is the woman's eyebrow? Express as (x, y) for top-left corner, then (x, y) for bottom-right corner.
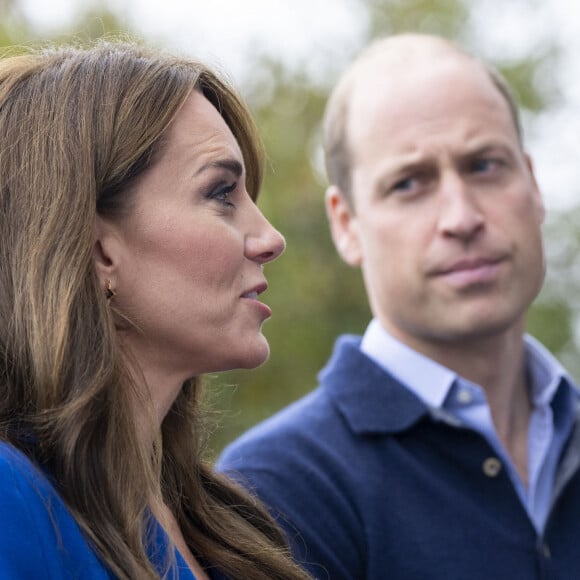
(196, 158), (243, 177)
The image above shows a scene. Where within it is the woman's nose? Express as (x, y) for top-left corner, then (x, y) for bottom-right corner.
(245, 206), (286, 264)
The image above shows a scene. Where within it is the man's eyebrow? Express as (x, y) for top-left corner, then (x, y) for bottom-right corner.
(196, 159), (244, 177)
(462, 139), (515, 156)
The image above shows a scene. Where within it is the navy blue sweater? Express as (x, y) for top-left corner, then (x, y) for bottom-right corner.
(218, 335), (580, 580)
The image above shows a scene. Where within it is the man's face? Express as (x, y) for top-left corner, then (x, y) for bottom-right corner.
(327, 55), (545, 352)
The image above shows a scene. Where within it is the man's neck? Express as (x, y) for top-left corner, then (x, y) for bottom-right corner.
(393, 323), (532, 483)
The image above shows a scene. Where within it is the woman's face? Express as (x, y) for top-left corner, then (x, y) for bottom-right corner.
(98, 91), (285, 387)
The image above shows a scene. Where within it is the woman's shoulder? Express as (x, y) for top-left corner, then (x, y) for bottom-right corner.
(0, 440), (65, 513)
(0, 440), (53, 498)
(0, 440), (112, 579)
(0, 439), (45, 474)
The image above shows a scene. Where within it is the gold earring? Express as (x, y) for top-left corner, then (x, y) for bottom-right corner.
(104, 279), (116, 299)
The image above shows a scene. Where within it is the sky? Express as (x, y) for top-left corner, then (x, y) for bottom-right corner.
(13, 0), (580, 212)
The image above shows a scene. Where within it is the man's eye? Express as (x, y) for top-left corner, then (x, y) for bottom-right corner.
(471, 158), (500, 173)
(392, 177), (415, 192)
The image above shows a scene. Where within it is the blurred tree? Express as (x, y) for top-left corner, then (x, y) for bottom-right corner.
(0, 0), (30, 44)
(0, 1), (130, 47)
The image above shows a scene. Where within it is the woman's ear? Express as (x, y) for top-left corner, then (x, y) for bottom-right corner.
(325, 185), (362, 267)
(93, 216), (122, 288)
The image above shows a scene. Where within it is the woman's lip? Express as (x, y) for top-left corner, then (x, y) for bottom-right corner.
(240, 295), (272, 318)
(241, 291), (259, 299)
(240, 281), (268, 299)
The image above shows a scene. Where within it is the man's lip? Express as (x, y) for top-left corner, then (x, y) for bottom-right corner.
(429, 256), (507, 288)
(432, 256), (505, 276)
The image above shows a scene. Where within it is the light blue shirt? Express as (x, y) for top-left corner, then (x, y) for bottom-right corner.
(360, 318), (579, 533)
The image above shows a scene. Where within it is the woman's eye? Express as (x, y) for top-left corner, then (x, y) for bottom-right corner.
(210, 182), (237, 206)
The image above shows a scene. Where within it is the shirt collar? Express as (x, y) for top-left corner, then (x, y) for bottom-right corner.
(524, 334), (572, 407)
(360, 318), (575, 410)
(360, 319), (456, 409)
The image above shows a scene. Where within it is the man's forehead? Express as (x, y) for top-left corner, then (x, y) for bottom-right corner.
(350, 40), (472, 97)
(346, 49), (504, 138)
(351, 34), (464, 75)
(345, 64), (521, 175)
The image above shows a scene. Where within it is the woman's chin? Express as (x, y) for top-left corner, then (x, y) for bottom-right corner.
(232, 339), (271, 371)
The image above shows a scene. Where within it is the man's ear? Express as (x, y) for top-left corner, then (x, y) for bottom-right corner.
(525, 153), (545, 225)
(325, 185), (362, 267)
(93, 216), (122, 289)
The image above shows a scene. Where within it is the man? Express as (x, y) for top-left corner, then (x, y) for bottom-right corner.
(218, 34), (580, 579)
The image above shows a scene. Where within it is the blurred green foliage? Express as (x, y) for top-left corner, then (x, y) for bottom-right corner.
(1, 0), (577, 457)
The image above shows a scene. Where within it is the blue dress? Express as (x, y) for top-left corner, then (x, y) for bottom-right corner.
(0, 441), (196, 579)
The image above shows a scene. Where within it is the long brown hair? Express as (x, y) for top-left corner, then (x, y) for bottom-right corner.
(0, 40), (310, 579)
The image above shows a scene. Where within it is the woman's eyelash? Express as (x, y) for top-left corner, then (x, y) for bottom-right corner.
(209, 182), (237, 205)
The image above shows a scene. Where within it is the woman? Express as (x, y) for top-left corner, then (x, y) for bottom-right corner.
(0, 41), (310, 579)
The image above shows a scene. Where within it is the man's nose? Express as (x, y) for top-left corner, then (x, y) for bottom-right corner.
(436, 172), (484, 241)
